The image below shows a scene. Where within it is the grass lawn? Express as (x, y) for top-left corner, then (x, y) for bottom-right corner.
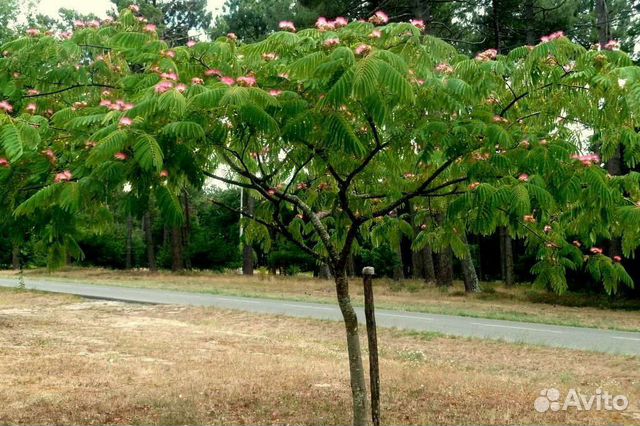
(0, 288), (638, 425)
(2, 267), (640, 332)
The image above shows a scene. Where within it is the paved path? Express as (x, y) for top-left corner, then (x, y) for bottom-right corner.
(1, 277), (639, 355)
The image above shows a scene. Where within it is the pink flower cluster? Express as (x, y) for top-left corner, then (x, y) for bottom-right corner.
(315, 16), (348, 31)
(144, 24), (157, 33)
(101, 99), (134, 111)
(25, 103), (37, 113)
(114, 152), (128, 160)
(369, 29), (382, 38)
(119, 117), (133, 127)
(540, 31), (565, 43)
(355, 44), (372, 56)
(603, 40), (620, 51)
(369, 11), (389, 25)
(324, 38), (340, 47)
(26, 28), (40, 37)
(236, 76), (257, 87)
(42, 149), (57, 164)
(155, 81), (174, 93)
(571, 153), (600, 166)
(262, 52), (278, 61)
(590, 247), (603, 255)
(205, 69), (222, 77)
(435, 63), (453, 74)
(160, 72), (178, 81)
(269, 89), (282, 97)
(475, 48), (497, 61)
(0, 157), (9, 168)
(54, 170), (73, 183)
(186, 40), (197, 48)
(518, 173), (529, 182)
(410, 19), (425, 30)
(278, 21), (296, 32)
(191, 77), (204, 85)
(0, 100), (13, 113)
(74, 20), (101, 29)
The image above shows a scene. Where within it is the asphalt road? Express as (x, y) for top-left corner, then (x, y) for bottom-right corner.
(1, 277), (639, 355)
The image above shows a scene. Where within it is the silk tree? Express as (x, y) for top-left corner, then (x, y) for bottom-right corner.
(2, 8), (640, 425)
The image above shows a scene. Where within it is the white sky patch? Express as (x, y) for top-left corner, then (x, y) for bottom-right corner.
(30, 0), (226, 19)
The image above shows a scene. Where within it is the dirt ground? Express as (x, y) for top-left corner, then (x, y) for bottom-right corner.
(0, 288), (639, 425)
(4, 267), (640, 331)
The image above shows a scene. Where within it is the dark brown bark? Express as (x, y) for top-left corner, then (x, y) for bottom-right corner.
(335, 272), (368, 426)
(435, 247), (453, 287)
(346, 253), (356, 278)
(125, 215), (133, 270)
(524, 0), (536, 45)
(461, 236), (480, 293)
(423, 246), (436, 283)
(143, 211), (157, 272)
(11, 242), (20, 270)
(318, 263), (331, 279)
(171, 226), (184, 272)
(500, 227), (515, 286)
(492, 0), (502, 53)
(363, 268), (380, 426)
(595, 0), (610, 47)
(242, 190), (255, 275)
(392, 245), (404, 281)
(183, 191), (191, 270)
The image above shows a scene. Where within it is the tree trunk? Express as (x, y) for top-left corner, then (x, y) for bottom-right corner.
(524, 0), (536, 45)
(242, 190), (255, 275)
(436, 248), (453, 287)
(143, 211), (157, 272)
(319, 263), (332, 279)
(183, 191), (191, 270)
(362, 267), (380, 426)
(423, 247), (436, 283)
(500, 227), (515, 286)
(595, 0), (610, 47)
(125, 215), (133, 270)
(347, 253), (356, 278)
(461, 236), (480, 293)
(11, 242), (20, 270)
(492, 0), (502, 53)
(392, 245), (404, 281)
(171, 226), (184, 272)
(335, 271), (368, 426)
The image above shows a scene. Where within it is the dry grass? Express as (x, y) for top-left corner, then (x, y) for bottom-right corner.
(3, 267), (640, 332)
(1, 288), (639, 425)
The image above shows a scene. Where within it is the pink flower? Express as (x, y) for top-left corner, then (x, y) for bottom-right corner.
(220, 76), (236, 86)
(475, 48), (498, 61)
(114, 152), (128, 160)
(278, 21), (296, 32)
(122, 102), (135, 111)
(613, 255), (622, 263)
(262, 52), (279, 61)
(468, 182), (481, 190)
(175, 83), (188, 93)
(160, 72), (178, 81)
(355, 44), (372, 56)
(269, 89), (283, 96)
(493, 115), (508, 124)
(164, 50), (176, 59)
(59, 31), (72, 40)
(334, 17), (348, 27)
(227, 32), (237, 40)
(236, 76), (257, 87)
(540, 31), (564, 43)
(25, 103), (37, 113)
(26, 28), (40, 37)
(74, 20), (85, 28)
(119, 117), (133, 127)
(603, 40), (620, 51)
(435, 63), (453, 74)
(0, 157), (9, 168)
(316, 17), (335, 31)
(155, 81), (174, 93)
(87, 20), (100, 29)
(523, 214), (536, 223)
(543, 225), (552, 233)
(369, 29), (382, 38)
(42, 149), (56, 162)
(590, 247), (603, 255)
(54, 170), (73, 183)
(160, 169), (169, 178)
(518, 173), (529, 182)
(144, 24), (157, 33)
(191, 77), (204, 85)
(205, 69), (222, 77)
(129, 4), (140, 13)
(0, 101), (13, 113)
(410, 19), (425, 30)
(324, 38), (340, 47)
(186, 40), (197, 48)
(571, 153), (600, 166)
(99, 99), (112, 107)
(369, 11), (389, 25)
(85, 141), (97, 149)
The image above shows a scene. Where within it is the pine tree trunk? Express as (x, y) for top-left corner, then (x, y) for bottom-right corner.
(595, 0), (610, 47)
(461, 236), (480, 293)
(143, 211), (157, 272)
(335, 271), (368, 426)
(11, 242), (19, 270)
(242, 190), (254, 275)
(125, 215), (133, 270)
(171, 226), (184, 272)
